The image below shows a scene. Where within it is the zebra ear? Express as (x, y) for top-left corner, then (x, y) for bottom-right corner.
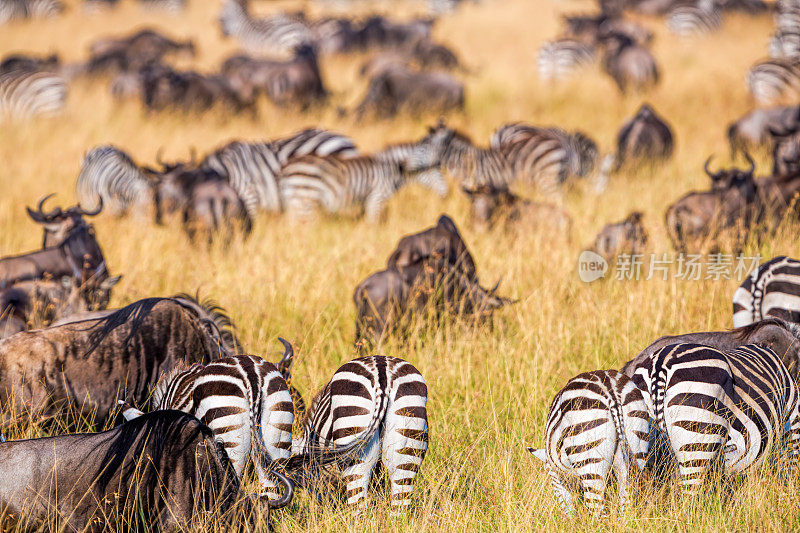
(527, 447), (547, 462)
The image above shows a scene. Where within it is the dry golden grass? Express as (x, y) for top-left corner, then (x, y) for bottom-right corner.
(3, 0), (800, 530)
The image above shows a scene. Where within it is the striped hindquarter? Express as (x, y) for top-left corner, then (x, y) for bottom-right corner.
(529, 370), (649, 515)
(747, 58), (800, 104)
(733, 256), (800, 327)
(537, 39), (595, 81)
(76, 145), (153, 214)
(299, 356), (428, 510)
(0, 69), (66, 120)
(632, 343), (800, 495)
(151, 354), (294, 500)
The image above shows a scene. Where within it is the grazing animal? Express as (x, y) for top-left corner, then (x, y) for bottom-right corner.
(0, 410), (292, 531)
(26, 194), (103, 247)
(461, 184), (572, 233)
(356, 15), (434, 50)
(664, 158), (757, 252)
(183, 178), (252, 243)
(537, 39), (596, 81)
(628, 343), (800, 495)
(0, 297), (231, 426)
(747, 58), (800, 104)
(292, 355), (429, 511)
(218, 0), (311, 56)
(727, 106), (797, 157)
(0, 0), (63, 24)
(119, 348), (295, 501)
(0, 287), (28, 338)
(355, 64), (464, 119)
(201, 129), (358, 217)
(770, 29), (800, 59)
(0, 62), (66, 119)
(733, 256), (800, 327)
(614, 103), (674, 170)
(666, 2), (722, 36)
(601, 34), (659, 92)
(277, 153), (446, 222)
(76, 145), (154, 215)
(591, 212), (648, 263)
(527, 370), (649, 515)
(87, 28), (195, 74)
(141, 65), (250, 113)
(221, 44), (327, 108)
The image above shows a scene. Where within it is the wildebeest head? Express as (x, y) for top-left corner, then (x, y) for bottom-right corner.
(26, 194), (103, 248)
(148, 149), (200, 223)
(592, 211), (648, 262)
(704, 154), (755, 191)
(461, 183), (518, 224)
(0, 53), (60, 75)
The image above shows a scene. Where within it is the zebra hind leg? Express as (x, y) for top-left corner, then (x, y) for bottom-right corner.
(341, 431), (382, 511)
(381, 407), (429, 515)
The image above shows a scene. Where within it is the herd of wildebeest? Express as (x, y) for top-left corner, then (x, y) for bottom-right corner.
(6, 0), (800, 528)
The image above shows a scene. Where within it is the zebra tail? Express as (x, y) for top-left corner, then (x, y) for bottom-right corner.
(608, 383), (634, 468)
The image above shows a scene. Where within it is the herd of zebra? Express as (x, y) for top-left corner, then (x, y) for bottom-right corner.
(531, 255), (800, 513)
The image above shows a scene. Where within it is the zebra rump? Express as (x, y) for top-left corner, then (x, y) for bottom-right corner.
(747, 58), (800, 104)
(537, 39), (595, 82)
(733, 256), (800, 327)
(76, 145), (154, 214)
(631, 343), (800, 495)
(528, 370), (649, 515)
(0, 68), (66, 120)
(0, 0), (64, 24)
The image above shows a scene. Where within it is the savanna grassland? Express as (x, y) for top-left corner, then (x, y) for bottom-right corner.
(3, 0), (800, 531)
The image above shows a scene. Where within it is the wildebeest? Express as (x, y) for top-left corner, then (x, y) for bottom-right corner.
(727, 106), (797, 158)
(182, 178), (252, 244)
(0, 53), (60, 75)
(87, 28), (196, 74)
(621, 318), (800, 377)
(221, 44), (327, 108)
(601, 33), (659, 93)
(614, 103), (674, 170)
(461, 184), (572, 234)
(141, 64), (252, 114)
(664, 158), (757, 252)
(355, 63), (464, 119)
(357, 15), (434, 50)
(26, 193), (102, 248)
(590, 212), (648, 263)
(0, 410), (293, 531)
(0, 297), (233, 427)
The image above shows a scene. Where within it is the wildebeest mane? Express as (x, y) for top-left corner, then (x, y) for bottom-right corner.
(732, 318), (798, 340)
(173, 292), (242, 354)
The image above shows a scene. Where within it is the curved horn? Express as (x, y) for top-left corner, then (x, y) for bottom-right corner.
(266, 469), (295, 510)
(27, 193), (61, 222)
(77, 196), (103, 217)
(276, 337), (294, 378)
(743, 151), (755, 174)
(703, 155), (715, 177)
(489, 277), (502, 295)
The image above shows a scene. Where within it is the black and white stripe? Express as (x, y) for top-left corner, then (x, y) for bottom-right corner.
(747, 58), (800, 104)
(294, 355), (428, 510)
(121, 353), (294, 500)
(137, 0), (185, 12)
(218, 0), (311, 56)
(770, 30), (800, 59)
(76, 145), (153, 215)
(666, 3), (723, 36)
(528, 370), (649, 515)
(537, 39), (596, 82)
(733, 256), (800, 327)
(277, 153), (443, 222)
(0, 68), (66, 120)
(0, 0), (64, 24)
(201, 129), (358, 217)
(631, 343), (800, 495)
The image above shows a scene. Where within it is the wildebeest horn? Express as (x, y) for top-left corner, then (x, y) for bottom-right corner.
(489, 277), (502, 295)
(703, 155), (715, 177)
(26, 193), (62, 222)
(276, 337), (294, 378)
(743, 151), (755, 174)
(266, 469), (295, 510)
(77, 196), (103, 216)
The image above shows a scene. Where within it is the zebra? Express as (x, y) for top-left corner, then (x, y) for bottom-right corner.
(0, 68), (66, 120)
(770, 30), (800, 59)
(201, 129), (358, 217)
(277, 153), (445, 222)
(747, 58), (800, 104)
(291, 355), (428, 511)
(527, 370), (649, 515)
(629, 343), (800, 495)
(137, 0), (185, 12)
(373, 138), (452, 198)
(119, 348), (295, 500)
(76, 145), (154, 215)
(733, 256), (800, 327)
(666, 2), (723, 36)
(218, 0), (312, 56)
(0, 0), (64, 24)
(537, 39), (596, 82)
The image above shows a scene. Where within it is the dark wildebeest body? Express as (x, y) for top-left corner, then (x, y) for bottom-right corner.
(727, 106), (797, 158)
(621, 318), (800, 377)
(591, 212), (648, 263)
(664, 158), (758, 252)
(0, 298), (228, 426)
(0, 53), (60, 75)
(183, 179), (252, 243)
(0, 410), (261, 532)
(461, 184), (572, 233)
(601, 34), (659, 93)
(356, 16), (434, 50)
(615, 103), (674, 169)
(141, 65), (251, 113)
(221, 45), (327, 108)
(87, 28), (195, 74)
(355, 64), (464, 119)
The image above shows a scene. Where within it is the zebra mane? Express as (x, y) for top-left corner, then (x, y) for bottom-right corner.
(172, 292), (243, 354)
